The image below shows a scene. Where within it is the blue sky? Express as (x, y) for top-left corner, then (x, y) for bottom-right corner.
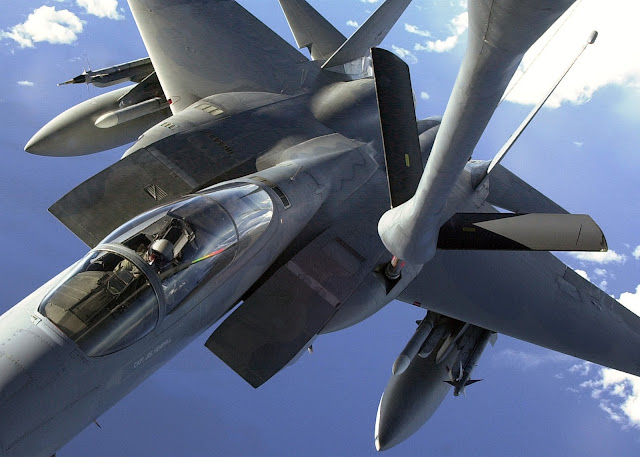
(1, 0), (640, 455)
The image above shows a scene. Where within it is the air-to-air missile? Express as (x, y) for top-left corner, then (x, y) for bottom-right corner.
(58, 57), (154, 88)
(445, 327), (495, 397)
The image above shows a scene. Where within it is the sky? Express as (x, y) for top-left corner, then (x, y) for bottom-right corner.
(1, 0), (640, 455)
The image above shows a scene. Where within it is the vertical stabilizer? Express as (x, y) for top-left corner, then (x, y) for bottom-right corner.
(278, 0), (346, 61)
(323, 0), (413, 69)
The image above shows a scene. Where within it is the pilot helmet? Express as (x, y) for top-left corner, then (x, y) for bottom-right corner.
(147, 239), (174, 267)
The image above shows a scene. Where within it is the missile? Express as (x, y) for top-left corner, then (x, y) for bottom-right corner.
(434, 322), (470, 364)
(417, 323), (449, 359)
(95, 97), (168, 129)
(58, 57), (154, 88)
(448, 328), (493, 397)
(392, 315), (436, 375)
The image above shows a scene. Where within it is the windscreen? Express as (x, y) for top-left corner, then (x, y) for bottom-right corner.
(39, 250), (159, 357)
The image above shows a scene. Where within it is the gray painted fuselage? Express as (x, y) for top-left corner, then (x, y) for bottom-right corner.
(5, 0), (625, 455)
(0, 66), (453, 455)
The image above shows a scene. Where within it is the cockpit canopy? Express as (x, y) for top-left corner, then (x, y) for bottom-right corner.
(39, 183), (274, 357)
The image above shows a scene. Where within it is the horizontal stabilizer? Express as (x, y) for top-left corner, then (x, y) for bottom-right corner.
(437, 213), (607, 251)
(323, 0), (412, 68)
(279, 0), (346, 60)
(372, 47), (422, 208)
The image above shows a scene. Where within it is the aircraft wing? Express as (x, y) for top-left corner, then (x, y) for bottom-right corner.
(398, 249), (640, 376)
(127, 0), (312, 112)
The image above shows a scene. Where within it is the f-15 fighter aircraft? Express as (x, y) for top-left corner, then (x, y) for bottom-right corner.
(1, 0), (636, 455)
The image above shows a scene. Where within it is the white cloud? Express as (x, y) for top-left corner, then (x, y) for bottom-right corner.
(569, 250), (627, 264)
(594, 268), (607, 277)
(504, 0), (640, 108)
(599, 280), (608, 291)
(618, 285), (640, 317)
(391, 45), (418, 64)
(569, 362), (592, 376)
(575, 269), (590, 281)
(567, 286), (640, 430)
(360, 0), (380, 3)
(413, 12), (468, 53)
(17, 80), (35, 87)
(346, 20), (359, 28)
(576, 365), (640, 428)
(572, 140), (584, 148)
(420, 91), (430, 100)
(0, 6), (84, 48)
(76, 0), (124, 20)
(404, 23), (431, 38)
(633, 246), (640, 260)
(493, 348), (571, 370)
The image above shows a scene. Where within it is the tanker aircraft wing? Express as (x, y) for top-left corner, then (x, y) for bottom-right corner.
(398, 247), (640, 377)
(127, 0), (313, 113)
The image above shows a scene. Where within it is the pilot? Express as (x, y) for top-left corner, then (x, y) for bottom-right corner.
(146, 238), (175, 272)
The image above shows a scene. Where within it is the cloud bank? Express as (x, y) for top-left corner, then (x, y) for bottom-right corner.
(504, 0), (640, 108)
(76, 0), (124, 20)
(569, 250), (627, 264)
(573, 362), (640, 429)
(1, 6), (84, 48)
(411, 12), (468, 53)
(1, 2), (124, 48)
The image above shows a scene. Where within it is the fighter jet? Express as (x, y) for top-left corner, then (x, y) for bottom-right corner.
(1, 0), (635, 455)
